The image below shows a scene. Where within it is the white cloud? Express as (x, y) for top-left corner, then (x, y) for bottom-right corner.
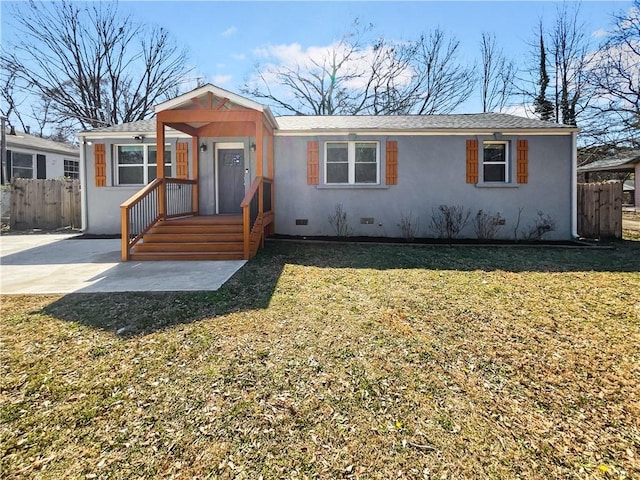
(592, 28), (608, 38)
(251, 41), (414, 91)
(221, 26), (237, 37)
(212, 74), (232, 85)
(231, 53), (246, 61)
(503, 104), (536, 118)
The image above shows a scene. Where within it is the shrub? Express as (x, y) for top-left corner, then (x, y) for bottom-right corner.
(525, 211), (556, 240)
(430, 205), (471, 240)
(398, 211), (419, 242)
(473, 210), (504, 240)
(328, 203), (353, 238)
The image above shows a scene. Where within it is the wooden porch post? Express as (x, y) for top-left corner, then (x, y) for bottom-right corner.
(255, 114), (263, 178)
(267, 125), (275, 235)
(192, 136), (199, 214)
(267, 127), (274, 178)
(157, 121), (166, 218)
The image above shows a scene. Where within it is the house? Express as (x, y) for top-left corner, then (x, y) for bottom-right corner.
(77, 84), (579, 261)
(577, 151), (639, 209)
(1, 127), (80, 184)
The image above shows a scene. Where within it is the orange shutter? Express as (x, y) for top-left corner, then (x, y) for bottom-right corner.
(307, 141), (319, 185)
(385, 140), (398, 185)
(176, 142), (189, 179)
(466, 139), (478, 184)
(517, 139), (528, 184)
(94, 143), (106, 187)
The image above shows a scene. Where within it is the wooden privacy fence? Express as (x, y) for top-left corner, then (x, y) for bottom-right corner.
(577, 182), (622, 239)
(10, 178), (81, 230)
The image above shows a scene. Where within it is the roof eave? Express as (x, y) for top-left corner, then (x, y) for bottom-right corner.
(274, 127), (579, 136)
(6, 140), (79, 156)
(155, 83), (270, 114)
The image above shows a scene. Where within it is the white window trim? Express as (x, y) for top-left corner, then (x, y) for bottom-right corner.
(64, 158), (79, 178)
(324, 141), (380, 185)
(114, 144), (172, 186)
(482, 141), (510, 183)
(11, 150), (35, 179)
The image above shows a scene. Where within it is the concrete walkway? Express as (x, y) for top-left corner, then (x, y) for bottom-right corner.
(0, 234), (246, 294)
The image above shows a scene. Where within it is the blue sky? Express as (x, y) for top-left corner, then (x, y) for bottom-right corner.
(1, 0), (634, 117)
(116, 0), (631, 112)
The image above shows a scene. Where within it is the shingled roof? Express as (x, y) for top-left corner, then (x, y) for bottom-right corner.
(275, 113), (576, 132)
(577, 151), (640, 172)
(6, 130), (79, 156)
(80, 113), (577, 136)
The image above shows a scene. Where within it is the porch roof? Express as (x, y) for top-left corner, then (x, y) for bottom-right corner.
(155, 84), (278, 130)
(577, 151), (640, 172)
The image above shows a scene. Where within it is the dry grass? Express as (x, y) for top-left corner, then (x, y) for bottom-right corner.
(2, 242), (640, 479)
(623, 211), (640, 241)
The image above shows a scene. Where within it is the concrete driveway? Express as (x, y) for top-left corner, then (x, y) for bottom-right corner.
(0, 234), (246, 294)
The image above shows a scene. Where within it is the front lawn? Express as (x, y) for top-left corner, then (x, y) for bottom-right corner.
(2, 242), (639, 479)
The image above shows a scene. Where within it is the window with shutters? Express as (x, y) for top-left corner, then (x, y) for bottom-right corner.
(64, 159), (79, 178)
(482, 141), (509, 183)
(325, 141), (379, 185)
(115, 144), (171, 185)
(11, 151), (34, 179)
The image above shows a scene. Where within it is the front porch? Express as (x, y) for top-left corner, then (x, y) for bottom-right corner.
(119, 85), (277, 261)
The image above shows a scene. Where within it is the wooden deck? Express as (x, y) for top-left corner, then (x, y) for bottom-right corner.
(130, 215), (246, 261)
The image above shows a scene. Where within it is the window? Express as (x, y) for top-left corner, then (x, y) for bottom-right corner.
(325, 141), (379, 185)
(116, 144), (171, 185)
(483, 142), (508, 182)
(64, 159), (79, 178)
(12, 152), (34, 179)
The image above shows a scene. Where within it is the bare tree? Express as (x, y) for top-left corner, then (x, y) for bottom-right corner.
(550, 2), (591, 126)
(242, 20), (372, 116)
(587, 0), (640, 147)
(532, 24), (555, 121)
(242, 23), (475, 116)
(411, 30), (476, 114)
(2, 0), (191, 130)
(0, 64), (29, 131)
(479, 32), (516, 113)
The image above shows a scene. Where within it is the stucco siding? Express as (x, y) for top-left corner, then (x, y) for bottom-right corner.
(83, 136), (256, 234)
(83, 138), (191, 234)
(274, 134), (572, 240)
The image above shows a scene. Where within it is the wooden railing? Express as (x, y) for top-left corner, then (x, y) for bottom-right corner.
(120, 177), (197, 261)
(165, 178), (197, 218)
(240, 176), (274, 260)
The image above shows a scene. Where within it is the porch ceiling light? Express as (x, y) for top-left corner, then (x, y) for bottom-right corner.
(200, 142), (207, 152)
(133, 135), (144, 142)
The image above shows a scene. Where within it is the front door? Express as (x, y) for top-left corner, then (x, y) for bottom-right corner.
(217, 148), (245, 214)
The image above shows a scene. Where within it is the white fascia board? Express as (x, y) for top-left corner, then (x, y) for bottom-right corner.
(6, 144), (80, 157)
(79, 129), (185, 140)
(273, 128), (578, 137)
(155, 84), (268, 115)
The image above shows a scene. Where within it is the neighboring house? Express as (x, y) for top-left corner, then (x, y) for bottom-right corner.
(577, 151), (639, 209)
(1, 128), (80, 184)
(77, 84), (578, 261)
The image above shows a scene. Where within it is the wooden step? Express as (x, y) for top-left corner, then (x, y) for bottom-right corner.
(134, 241), (243, 253)
(150, 224), (243, 234)
(129, 251), (245, 261)
(159, 215), (242, 225)
(142, 232), (243, 243)
(127, 215), (250, 261)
